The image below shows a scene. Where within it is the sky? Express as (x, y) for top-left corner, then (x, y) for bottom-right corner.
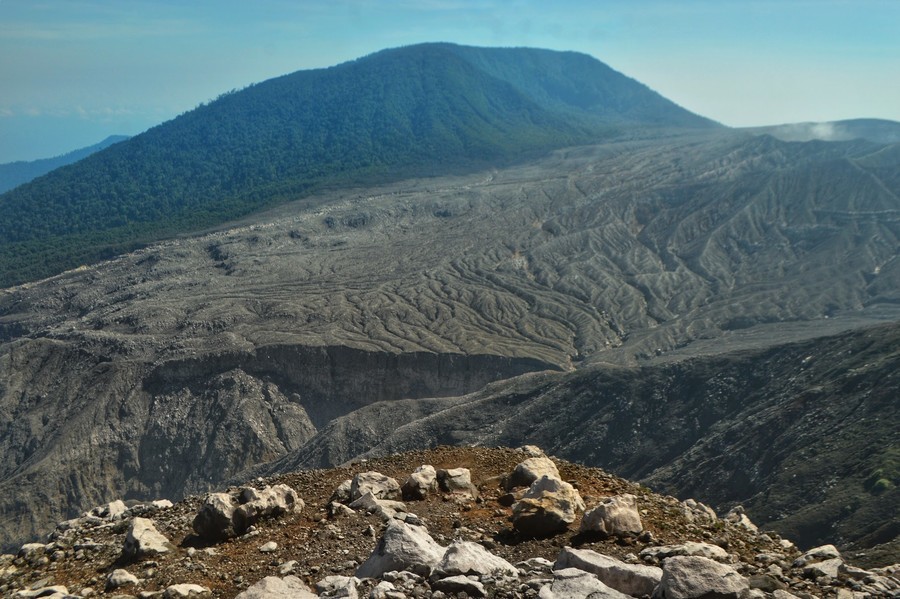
(1, 0), (899, 163)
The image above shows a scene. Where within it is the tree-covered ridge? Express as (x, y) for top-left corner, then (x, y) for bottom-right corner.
(0, 43), (716, 287)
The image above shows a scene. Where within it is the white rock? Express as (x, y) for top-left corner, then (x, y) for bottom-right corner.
(12, 586), (69, 598)
(107, 568), (140, 590)
(233, 484), (304, 534)
(579, 494), (642, 537)
(512, 475), (585, 536)
(402, 465), (438, 500)
(164, 583), (211, 598)
(518, 445), (546, 457)
(192, 492), (238, 541)
(555, 546), (662, 596)
(510, 457), (560, 488)
(123, 517), (173, 561)
(437, 540), (518, 577)
(432, 575), (487, 597)
(802, 557), (842, 579)
(351, 472), (401, 502)
(356, 520), (446, 579)
(369, 580), (398, 599)
(437, 468), (478, 497)
(724, 505), (758, 533)
(538, 567), (632, 599)
(234, 575), (317, 599)
(259, 541), (278, 553)
(656, 555), (748, 599)
(315, 575), (359, 598)
(793, 544), (841, 567)
(640, 541), (729, 562)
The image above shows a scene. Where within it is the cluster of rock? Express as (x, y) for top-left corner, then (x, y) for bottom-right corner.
(1, 446), (898, 599)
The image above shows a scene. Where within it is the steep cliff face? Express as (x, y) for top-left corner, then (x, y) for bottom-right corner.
(0, 337), (553, 551)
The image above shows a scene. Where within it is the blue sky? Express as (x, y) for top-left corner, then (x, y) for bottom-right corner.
(1, 0), (899, 163)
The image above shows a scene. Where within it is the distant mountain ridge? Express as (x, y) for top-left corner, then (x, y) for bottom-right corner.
(0, 43), (716, 288)
(0, 135), (128, 194)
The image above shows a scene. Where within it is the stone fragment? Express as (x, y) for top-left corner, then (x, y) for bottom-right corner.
(436, 468), (478, 497)
(278, 560), (297, 575)
(369, 580), (399, 599)
(349, 492), (407, 521)
(356, 520), (446, 579)
(234, 575), (317, 599)
(518, 445), (546, 457)
(579, 494), (642, 537)
(538, 567), (632, 599)
(402, 465), (438, 500)
(315, 575), (359, 598)
(723, 505), (758, 533)
(233, 484), (303, 534)
(331, 479), (353, 504)
(351, 472), (401, 502)
(12, 586), (70, 598)
(432, 575), (486, 597)
(192, 493), (237, 541)
(655, 555), (748, 599)
(555, 546), (662, 596)
(792, 544), (840, 567)
(163, 584), (211, 598)
(259, 541), (278, 553)
(640, 542), (729, 562)
(509, 457), (561, 489)
(436, 541), (518, 577)
(802, 557), (842, 579)
(92, 500), (128, 520)
(122, 517), (173, 562)
(512, 475), (585, 536)
(681, 499), (718, 524)
(107, 569), (140, 590)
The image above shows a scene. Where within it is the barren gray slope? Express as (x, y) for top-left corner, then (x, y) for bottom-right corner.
(1, 129), (899, 549)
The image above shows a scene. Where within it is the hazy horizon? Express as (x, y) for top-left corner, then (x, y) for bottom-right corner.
(2, 0), (899, 163)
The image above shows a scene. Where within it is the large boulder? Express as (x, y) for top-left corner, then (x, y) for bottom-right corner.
(508, 457), (561, 489)
(350, 472), (401, 502)
(792, 544), (841, 567)
(192, 492), (238, 542)
(555, 547), (662, 597)
(402, 465), (438, 500)
(234, 576), (317, 599)
(512, 475), (585, 537)
(579, 494), (642, 537)
(348, 491), (407, 521)
(436, 540), (518, 577)
(356, 520), (446, 579)
(539, 568), (632, 599)
(655, 555), (749, 599)
(122, 517), (173, 562)
(437, 467), (478, 497)
(193, 485), (303, 541)
(233, 484), (304, 534)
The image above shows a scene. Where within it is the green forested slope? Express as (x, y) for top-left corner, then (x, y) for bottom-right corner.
(0, 43), (715, 287)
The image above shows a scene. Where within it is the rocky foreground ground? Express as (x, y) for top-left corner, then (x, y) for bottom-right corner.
(2, 447), (897, 598)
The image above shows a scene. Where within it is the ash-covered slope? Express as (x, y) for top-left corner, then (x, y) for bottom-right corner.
(1, 130), (899, 552)
(0, 43), (715, 288)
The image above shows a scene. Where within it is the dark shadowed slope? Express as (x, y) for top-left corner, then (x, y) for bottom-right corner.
(264, 323), (899, 563)
(0, 43), (715, 288)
